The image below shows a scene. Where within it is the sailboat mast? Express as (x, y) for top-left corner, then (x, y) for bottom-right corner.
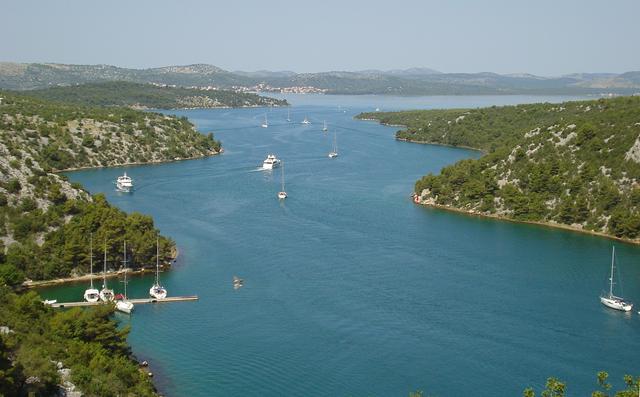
(156, 237), (160, 285)
(609, 246), (616, 297)
(89, 234), (94, 289)
(123, 240), (127, 298)
(103, 240), (107, 288)
(281, 161), (285, 191)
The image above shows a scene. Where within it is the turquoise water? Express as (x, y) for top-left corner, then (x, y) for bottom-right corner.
(40, 94), (640, 396)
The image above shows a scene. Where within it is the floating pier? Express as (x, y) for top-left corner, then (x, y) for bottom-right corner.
(49, 295), (198, 308)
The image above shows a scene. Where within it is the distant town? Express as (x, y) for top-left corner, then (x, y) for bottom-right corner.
(150, 81), (327, 94)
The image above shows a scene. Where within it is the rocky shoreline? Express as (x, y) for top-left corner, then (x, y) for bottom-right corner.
(412, 194), (640, 246)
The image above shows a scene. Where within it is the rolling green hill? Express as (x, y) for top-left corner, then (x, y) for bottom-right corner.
(2, 62), (639, 95)
(358, 96), (640, 241)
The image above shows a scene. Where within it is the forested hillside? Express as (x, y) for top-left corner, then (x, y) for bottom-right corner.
(358, 96), (640, 241)
(24, 81), (288, 108)
(0, 288), (157, 396)
(0, 92), (220, 285)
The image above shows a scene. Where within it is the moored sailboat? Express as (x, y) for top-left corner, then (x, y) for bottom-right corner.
(99, 240), (115, 302)
(278, 160), (287, 200)
(83, 235), (100, 303)
(149, 238), (168, 299)
(115, 240), (134, 314)
(261, 114), (269, 128)
(328, 132), (338, 158)
(600, 246), (633, 312)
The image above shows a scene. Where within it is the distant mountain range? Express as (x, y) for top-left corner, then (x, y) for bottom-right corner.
(1, 62), (639, 95)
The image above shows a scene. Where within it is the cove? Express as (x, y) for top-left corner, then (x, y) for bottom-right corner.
(40, 94), (640, 396)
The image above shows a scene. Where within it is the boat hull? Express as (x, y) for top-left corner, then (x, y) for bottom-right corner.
(600, 296), (633, 312)
(84, 288), (100, 303)
(150, 286), (167, 300)
(116, 300), (134, 314)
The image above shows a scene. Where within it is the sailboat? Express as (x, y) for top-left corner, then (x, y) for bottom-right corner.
(115, 240), (134, 314)
(301, 116), (311, 125)
(328, 133), (338, 158)
(99, 240), (115, 302)
(261, 114), (269, 128)
(278, 160), (287, 200)
(600, 246), (633, 312)
(149, 238), (168, 299)
(322, 120), (328, 132)
(286, 108), (291, 122)
(83, 235), (100, 303)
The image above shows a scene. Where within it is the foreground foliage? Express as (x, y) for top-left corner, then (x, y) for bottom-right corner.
(0, 287), (156, 396)
(359, 96), (640, 240)
(523, 372), (640, 397)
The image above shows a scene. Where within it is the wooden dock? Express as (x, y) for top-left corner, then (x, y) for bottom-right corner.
(49, 295), (198, 308)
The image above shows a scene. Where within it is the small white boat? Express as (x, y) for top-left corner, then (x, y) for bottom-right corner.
(99, 241), (114, 302)
(328, 132), (338, 158)
(84, 235), (100, 303)
(116, 241), (134, 314)
(149, 238), (167, 300)
(261, 114), (268, 128)
(322, 120), (328, 132)
(43, 299), (57, 305)
(278, 160), (287, 200)
(116, 172), (133, 192)
(301, 116), (311, 125)
(233, 276), (244, 290)
(600, 246), (633, 312)
(262, 154), (281, 170)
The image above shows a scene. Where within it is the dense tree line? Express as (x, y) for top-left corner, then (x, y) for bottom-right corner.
(359, 96), (640, 240)
(22, 81), (288, 109)
(0, 287), (157, 396)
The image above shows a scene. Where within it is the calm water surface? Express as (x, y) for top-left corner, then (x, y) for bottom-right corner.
(41, 94), (640, 396)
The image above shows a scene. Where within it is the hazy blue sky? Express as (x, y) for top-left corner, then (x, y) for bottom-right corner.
(2, 0), (638, 75)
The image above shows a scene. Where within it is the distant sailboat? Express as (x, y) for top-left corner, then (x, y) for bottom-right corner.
(261, 114), (269, 128)
(99, 240), (114, 302)
(322, 120), (328, 132)
(149, 238), (167, 299)
(328, 132), (338, 158)
(83, 235), (100, 303)
(600, 246), (633, 312)
(301, 116), (311, 125)
(278, 160), (287, 200)
(115, 240), (134, 314)
(286, 108), (291, 122)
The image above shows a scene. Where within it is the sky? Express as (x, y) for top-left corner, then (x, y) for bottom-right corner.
(1, 0), (639, 76)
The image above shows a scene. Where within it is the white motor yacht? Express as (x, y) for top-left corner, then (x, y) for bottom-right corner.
(262, 154), (281, 170)
(116, 172), (133, 192)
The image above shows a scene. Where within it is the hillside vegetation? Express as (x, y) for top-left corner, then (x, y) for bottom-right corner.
(1, 62), (639, 95)
(23, 81), (288, 108)
(0, 92), (220, 285)
(358, 96), (640, 241)
(0, 287), (157, 396)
